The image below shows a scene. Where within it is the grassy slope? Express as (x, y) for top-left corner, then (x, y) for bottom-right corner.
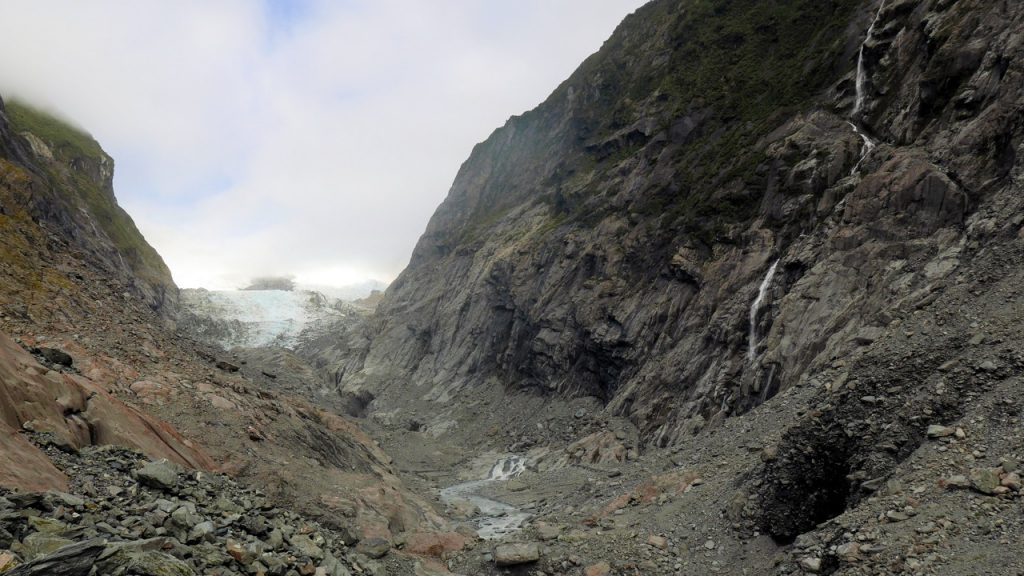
(4, 99), (174, 290)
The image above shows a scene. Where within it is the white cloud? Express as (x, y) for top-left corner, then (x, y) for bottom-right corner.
(0, 0), (648, 289)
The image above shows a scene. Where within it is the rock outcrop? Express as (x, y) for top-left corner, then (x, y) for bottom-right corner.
(327, 0), (1023, 453)
(0, 98), (177, 316)
(0, 92), (453, 566)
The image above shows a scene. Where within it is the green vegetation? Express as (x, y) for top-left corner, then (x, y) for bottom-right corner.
(5, 99), (104, 161)
(4, 97), (173, 290)
(536, 0), (860, 246)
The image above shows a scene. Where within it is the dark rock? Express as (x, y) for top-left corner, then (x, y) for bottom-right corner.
(36, 348), (72, 367)
(215, 360), (239, 373)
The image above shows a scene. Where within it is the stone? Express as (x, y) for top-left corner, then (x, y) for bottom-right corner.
(137, 460), (178, 491)
(835, 542), (860, 560)
(404, 532), (467, 558)
(291, 534), (325, 560)
(493, 542), (540, 566)
(885, 510), (908, 522)
(704, 539), (716, 550)
(319, 552), (352, 576)
(36, 347), (73, 367)
(114, 550), (195, 576)
(215, 360), (240, 373)
(27, 516), (68, 534)
(584, 562), (611, 576)
(535, 522), (561, 541)
(226, 539), (259, 566)
(355, 540), (388, 560)
(50, 492), (85, 508)
(18, 533), (74, 560)
(187, 521), (215, 543)
(1000, 456), (1019, 473)
(170, 505), (201, 529)
(969, 467), (1001, 495)
(799, 557), (822, 573)
(926, 425), (956, 438)
(943, 475), (971, 489)
(0, 551), (18, 571)
(1000, 472), (1022, 491)
(647, 534), (668, 549)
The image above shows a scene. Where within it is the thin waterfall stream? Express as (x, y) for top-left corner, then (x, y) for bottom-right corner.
(848, 0), (886, 174)
(748, 259), (780, 362)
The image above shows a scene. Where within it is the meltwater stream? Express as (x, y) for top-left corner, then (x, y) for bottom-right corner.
(440, 456), (530, 540)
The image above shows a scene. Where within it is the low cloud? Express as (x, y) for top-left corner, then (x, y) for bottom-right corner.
(0, 0), (647, 289)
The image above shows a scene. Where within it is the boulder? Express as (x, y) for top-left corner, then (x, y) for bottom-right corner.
(137, 460), (178, 491)
(493, 542), (540, 566)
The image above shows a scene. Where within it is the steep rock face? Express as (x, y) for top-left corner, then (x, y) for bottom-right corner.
(0, 94), (450, 546)
(332, 0), (1023, 449)
(0, 97), (176, 316)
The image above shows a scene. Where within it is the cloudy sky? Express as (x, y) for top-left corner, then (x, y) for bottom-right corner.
(0, 0), (646, 289)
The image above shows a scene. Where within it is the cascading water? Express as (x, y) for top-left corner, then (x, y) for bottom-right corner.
(847, 122), (876, 176)
(852, 1), (886, 119)
(440, 455), (530, 540)
(748, 259), (780, 362)
(849, 0), (886, 175)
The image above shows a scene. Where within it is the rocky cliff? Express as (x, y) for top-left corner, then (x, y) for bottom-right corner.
(0, 94), (457, 574)
(0, 98), (177, 316)
(332, 0), (1021, 448)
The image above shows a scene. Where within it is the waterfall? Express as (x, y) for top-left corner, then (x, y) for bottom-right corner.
(748, 259), (780, 362)
(852, 1), (886, 119)
(847, 122), (876, 176)
(760, 363), (777, 403)
(848, 1), (886, 175)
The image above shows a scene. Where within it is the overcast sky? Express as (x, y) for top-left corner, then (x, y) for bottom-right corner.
(0, 0), (646, 289)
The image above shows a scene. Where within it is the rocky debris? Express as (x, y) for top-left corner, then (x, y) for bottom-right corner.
(1, 538), (105, 576)
(0, 443), (368, 576)
(493, 542), (540, 566)
(136, 460), (179, 491)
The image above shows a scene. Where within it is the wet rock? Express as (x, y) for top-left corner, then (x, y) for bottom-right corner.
(493, 542), (540, 566)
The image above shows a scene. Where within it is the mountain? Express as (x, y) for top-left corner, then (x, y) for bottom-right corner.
(0, 96), (452, 574)
(0, 99), (177, 315)
(309, 0), (1024, 572)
